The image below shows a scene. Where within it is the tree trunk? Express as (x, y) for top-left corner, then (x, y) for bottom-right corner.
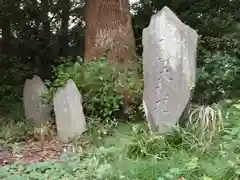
(84, 0), (137, 119)
(59, 0), (70, 56)
(84, 0), (136, 64)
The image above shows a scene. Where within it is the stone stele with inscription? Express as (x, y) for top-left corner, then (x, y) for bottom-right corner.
(142, 6), (198, 133)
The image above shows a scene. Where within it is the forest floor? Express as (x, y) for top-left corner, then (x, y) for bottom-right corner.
(1, 101), (240, 179)
(0, 119), (133, 167)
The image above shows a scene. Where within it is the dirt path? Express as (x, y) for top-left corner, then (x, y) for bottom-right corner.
(0, 137), (87, 166)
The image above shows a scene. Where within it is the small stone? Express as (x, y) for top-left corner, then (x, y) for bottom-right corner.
(23, 75), (51, 126)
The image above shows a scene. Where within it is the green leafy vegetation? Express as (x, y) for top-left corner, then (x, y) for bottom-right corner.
(0, 56), (33, 115)
(44, 57), (143, 124)
(1, 0), (240, 179)
(195, 52), (240, 104)
(1, 102), (240, 179)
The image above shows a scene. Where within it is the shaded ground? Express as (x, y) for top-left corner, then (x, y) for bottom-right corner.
(1, 104), (240, 179)
(0, 121), (135, 167)
(1, 138), (71, 166)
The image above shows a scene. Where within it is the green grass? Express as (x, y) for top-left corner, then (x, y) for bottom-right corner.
(1, 101), (240, 179)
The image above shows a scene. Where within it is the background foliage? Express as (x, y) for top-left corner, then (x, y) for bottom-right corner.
(45, 57), (143, 124)
(0, 1), (240, 179)
(0, 0), (239, 114)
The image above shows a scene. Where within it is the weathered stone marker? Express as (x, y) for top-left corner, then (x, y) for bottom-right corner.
(23, 75), (51, 125)
(142, 6), (198, 133)
(53, 79), (86, 141)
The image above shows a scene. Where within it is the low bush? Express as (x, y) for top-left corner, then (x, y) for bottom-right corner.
(0, 55), (33, 115)
(45, 57), (144, 126)
(194, 52), (240, 104)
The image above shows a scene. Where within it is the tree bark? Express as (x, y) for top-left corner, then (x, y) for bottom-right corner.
(84, 0), (136, 64)
(59, 0), (70, 56)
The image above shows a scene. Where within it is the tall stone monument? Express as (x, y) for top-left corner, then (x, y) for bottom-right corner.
(142, 6), (198, 133)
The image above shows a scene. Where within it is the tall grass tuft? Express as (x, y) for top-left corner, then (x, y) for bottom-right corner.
(187, 104), (224, 144)
(125, 103), (225, 158)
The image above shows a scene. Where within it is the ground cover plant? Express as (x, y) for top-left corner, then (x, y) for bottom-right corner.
(1, 0), (240, 179)
(1, 56), (240, 179)
(1, 100), (240, 179)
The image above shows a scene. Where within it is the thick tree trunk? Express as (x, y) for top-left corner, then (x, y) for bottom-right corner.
(84, 0), (137, 118)
(84, 0), (136, 64)
(59, 0), (70, 56)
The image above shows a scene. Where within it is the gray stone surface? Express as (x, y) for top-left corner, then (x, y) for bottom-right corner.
(53, 79), (86, 141)
(23, 75), (51, 125)
(142, 6), (198, 133)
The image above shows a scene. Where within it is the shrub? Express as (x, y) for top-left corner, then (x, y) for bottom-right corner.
(194, 52), (240, 104)
(0, 55), (33, 114)
(45, 57), (143, 126)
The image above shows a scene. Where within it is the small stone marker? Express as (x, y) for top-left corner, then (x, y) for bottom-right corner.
(23, 75), (51, 125)
(53, 79), (86, 141)
(142, 6), (198, 133)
